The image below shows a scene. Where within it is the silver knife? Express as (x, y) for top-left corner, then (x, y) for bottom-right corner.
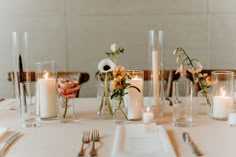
(0, 132), (21, 157)
(183, 132), (202, 156)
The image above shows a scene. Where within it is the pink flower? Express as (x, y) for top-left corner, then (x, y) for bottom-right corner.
(57, 78), (80, 99)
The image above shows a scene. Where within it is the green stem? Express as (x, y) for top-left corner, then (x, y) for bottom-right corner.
(179, 47), (194, 67)
(63, 98), (68, 118)
(99, 73), (113, 116)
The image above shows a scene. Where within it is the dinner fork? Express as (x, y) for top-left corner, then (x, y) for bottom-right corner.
(78, 131), (90, 156)
(89, 129), (100, 156)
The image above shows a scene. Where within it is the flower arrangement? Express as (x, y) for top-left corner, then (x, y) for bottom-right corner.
(57, 78), (80, 118)
(97, 43), (140, 119)
(97, 43), (124, 117)
(173, 47), (213, 106)
(110, 66), (140, 120)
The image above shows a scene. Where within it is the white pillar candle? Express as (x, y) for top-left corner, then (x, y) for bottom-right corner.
(143, 107), (154, 124)
(213, 96), (233, 119)
(125, 77), (143, 120)
(152, 50), (159, 107)
(38, 77), (57, 118)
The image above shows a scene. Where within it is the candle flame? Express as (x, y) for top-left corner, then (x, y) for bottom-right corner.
(133, 75), (140, 80)
(43, 71), (49, 79)
(220, 88), (226, 96)
(147, 107), (150, 112)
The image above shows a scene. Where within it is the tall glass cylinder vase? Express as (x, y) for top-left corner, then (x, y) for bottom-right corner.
(124, 70), (144, 120)
(12, 32), (31, 117)
(36, 61), (57, 119)
(211, 71), (234, 120)
(147, 30), (164, 118)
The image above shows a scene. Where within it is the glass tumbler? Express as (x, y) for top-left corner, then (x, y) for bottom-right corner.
(172, 80), (193, 127)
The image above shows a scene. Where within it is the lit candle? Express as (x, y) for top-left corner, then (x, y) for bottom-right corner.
(143, 107), (154, 124)
(213, 88), (233, 119)
(125, 74), (144, 120)
(38, 71), (57, 118)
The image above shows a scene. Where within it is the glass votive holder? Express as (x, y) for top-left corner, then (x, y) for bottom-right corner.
(228, 109), (236, 126)
(211, 71), (234, 121)
(142, 106), (154, 124)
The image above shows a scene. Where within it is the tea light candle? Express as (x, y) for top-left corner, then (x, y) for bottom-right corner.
(213, 89), (233, 119)
(228, 112), (236, 126)
(38, 71), (57, 118)
(143, 107), (154, 124)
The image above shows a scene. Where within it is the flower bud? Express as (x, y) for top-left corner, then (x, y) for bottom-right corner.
(111, 43), (118, 52)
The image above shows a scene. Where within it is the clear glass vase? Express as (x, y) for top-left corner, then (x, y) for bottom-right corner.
(197, 89), (212, 115)
(96, 73), (113, 119)
(112, 97), (127, 124)
(58, 97), (76, 123)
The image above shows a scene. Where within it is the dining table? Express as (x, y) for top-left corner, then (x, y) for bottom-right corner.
(0, 97), (236, 157)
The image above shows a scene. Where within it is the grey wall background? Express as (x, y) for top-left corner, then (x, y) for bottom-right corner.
(1, 0), (236, 98)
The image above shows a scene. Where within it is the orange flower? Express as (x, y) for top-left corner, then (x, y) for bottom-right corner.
(111, 78), (123, 89)
(113, 66), (126, 80)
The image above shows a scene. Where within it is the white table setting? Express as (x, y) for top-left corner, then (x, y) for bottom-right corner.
(1, 97), (236, 157)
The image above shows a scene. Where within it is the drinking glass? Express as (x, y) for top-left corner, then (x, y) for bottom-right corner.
(172, 80), (193, 127)
(20, 82), (40, 127)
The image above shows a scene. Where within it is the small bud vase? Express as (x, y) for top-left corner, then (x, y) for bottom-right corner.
(197, 89), (212, 115)
(112, 97), (127, 124)
(58, 97), (76, 123)
(96, 73), (113, 119)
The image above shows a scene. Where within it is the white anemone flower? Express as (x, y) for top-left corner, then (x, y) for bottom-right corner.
(110, 43), (118, 52)
(98, 58), (115, 73)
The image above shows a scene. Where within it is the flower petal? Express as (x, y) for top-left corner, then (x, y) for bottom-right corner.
(173, 49), (178, 55)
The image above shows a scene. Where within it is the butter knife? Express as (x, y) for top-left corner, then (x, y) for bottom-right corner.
(183, 132), (202, 156)
(0, 132), (21, 157)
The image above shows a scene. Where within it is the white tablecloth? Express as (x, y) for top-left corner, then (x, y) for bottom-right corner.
(0, 98), (236, 157)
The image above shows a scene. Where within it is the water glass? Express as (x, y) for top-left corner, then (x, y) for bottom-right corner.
(172, 80), (193, 127)
(20, 82), (40, 127)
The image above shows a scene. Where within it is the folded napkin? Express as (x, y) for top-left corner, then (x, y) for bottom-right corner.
(0, 128), (8, 138)
(111, 124), (176, 157)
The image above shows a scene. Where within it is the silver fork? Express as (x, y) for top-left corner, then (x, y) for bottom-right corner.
(89, 129), (100, 156)
(78, 131), (90, 156)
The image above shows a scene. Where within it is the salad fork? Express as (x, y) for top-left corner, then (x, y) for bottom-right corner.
(89, 129), (100, 156)
(78, 131), (90, 156)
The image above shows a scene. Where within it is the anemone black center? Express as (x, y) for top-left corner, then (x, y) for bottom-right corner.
(103, 65), (110, 71)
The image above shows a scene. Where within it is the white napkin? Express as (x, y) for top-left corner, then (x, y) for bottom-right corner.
(111, 124), (176, 157)
(0, 128), (8, 138)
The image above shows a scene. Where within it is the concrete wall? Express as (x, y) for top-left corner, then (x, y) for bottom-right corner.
(1, 0), (236, 98)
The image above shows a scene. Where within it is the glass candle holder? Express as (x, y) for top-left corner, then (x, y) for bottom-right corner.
(228, 109), (236, 126)
(147, 30), (164, 118)
(12, 32), (31, 117)
(124, 70), (144, 121)
(142, 106), (154, 124)
(36, 61), (57, 119)
(211, 71), (234, 121)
